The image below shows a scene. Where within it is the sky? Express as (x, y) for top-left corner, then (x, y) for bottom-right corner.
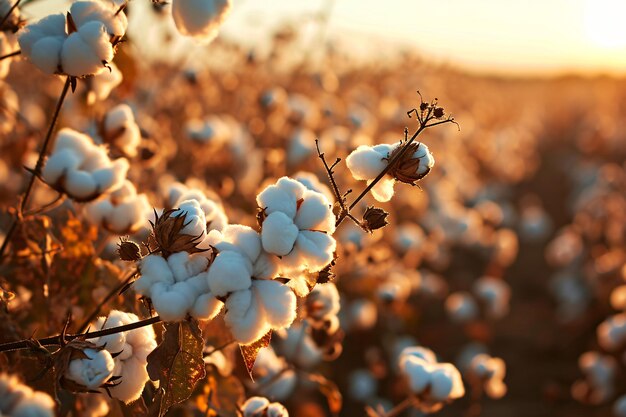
(26, 0), (626, 76)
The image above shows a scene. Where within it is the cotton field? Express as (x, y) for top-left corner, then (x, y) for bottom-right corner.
(0, 1), (625, 417)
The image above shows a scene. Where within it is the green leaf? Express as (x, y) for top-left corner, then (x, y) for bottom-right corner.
(147, 319), (207, 417)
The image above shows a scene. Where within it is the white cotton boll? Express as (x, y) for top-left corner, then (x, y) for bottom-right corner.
(285, 230), (336, 272)
(29, 36), (64, 75)
(191, 293), (222, 320)
(349, 369), (377, 401)
(0, 374), (55, 417)
(18, 13), (66, 55)
(613, 395), (626, 417)
(207, 251), (252, 297)
(579, 351), (617, 387)
(42, 149), (84, 184)
(136, 255), (175, 295)
(307, 283), (340, 320)
(348, 299), (377, 330)
(150, 282), (197, 321)
(225, 289), (269, 344)
(287, 128), (316, 165)
(445, 292), (479, 323)
(61, 22), (113, 77)
(429, 364), (465, 401)
(221, 225), (262, 262)
(65, 170), (98, 199)
(399, 346), (437, 367)
(257, 185), (297, 219)
(598, 314), (626, 351)
(253, 280), (296, 329)
(346, 145), (389, 180)
(66, 348), (115, 389)
(12, 394), (56, 417)
(294, 191), (335, 233)
(88, 61), (123, 102)
(369, 177), (396, 202)
(262, 212), (299, 256)
(172, 0), (232, 42)
(402, 356), (433, 394)
(473, 277), (511, 319)
(104, 104), (141, 157)
(242, 397), (270, 417)
(266, 403), (288, 417)
(84, 199), (114, 225)
(108, 357), (148, 404)
(277, 324), (323, 369)
(173, 199), (207, 237)
(70, 0), (128, 38)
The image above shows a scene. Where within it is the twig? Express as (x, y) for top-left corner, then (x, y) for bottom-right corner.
(0, 315), (161, 353)
(0, 76), (72, 262)
(0, 50), (20, 61)
(76, 267), (139, 333)
(0, 0), (21, 28)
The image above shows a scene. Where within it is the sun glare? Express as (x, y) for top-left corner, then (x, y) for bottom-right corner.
(584, 0), (626, 48)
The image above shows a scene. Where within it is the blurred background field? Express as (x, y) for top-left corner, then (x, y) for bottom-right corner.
(1, 1), (626, 417)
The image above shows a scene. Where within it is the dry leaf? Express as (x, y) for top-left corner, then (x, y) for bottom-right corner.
(239, 331), (271, 380)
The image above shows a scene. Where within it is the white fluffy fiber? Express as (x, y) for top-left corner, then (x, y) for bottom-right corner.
(168, 182), (228, 231)
(242, 397), (289, 417)
(398, 346), (465, 402)
(42, 128), (128, 200)
(257, 176), (336, 274)
(66, 348), (115, 390)
(88, 310), (157, 404)
(597, 313), (626, 351)
(275, 324), (323, 369)
(346, 142), (435, 202)
(0, 373), (55, 417)
(252, 347), (297, 400)
(445, 292), (479, 323)
(136, 252), (221, 321)
(294, 171), (334, 203)
(468, 353), (507, 399)
(103, 104), (142, 157)
(473, 276), (511, 319)
(18, 1), (126, 77)
(87, 61), (123, 103)
(306, 283), (340, 321)
(172, 0), (232, 42)
(84, 180), (150, 234)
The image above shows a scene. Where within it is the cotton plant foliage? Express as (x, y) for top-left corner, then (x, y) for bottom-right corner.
(41, 128), (129, 201)
(18, 1), (127, 77)
(257, 176), (337, 274)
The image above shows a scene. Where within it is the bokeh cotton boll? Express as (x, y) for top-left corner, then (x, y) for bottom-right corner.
(171, 0), (232, 43)
(84, 180), (150, 234)
(0, 373), (55, 417)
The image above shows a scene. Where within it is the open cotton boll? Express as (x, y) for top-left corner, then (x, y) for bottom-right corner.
(262, 212), (299, 256)
(306, 283), (340, 321)
(103, 104), (142, 157)
(266, 403), (289, 417)
(87, 61), (123, 103)
(88, 310), (156, 404)
(468, 354), (507, 399)
(0, 373), (55, 417)
(597, 313), (626, 351)
(429, 364), (465, 401)
(287, 128), (316, 165)
(167, 183), (229, 232)
(84, 180), (150, 234)
(17, 14), (66, 75)
(276, 324), (323, 369)
(252, 348), (297, 400)
(252, 280), (296, 329)
(66, 348), (115, 390)
(346, 144), (390, 180)
(61, 21), (114, 77)
(369, 177), (395, 202)
(207, 250), (252, 297)
(70, 0), (128, 38)
(172, 0), (232, 42)
(172, 199), (208, 237)
(224, 289), (270, 344)
(445, 292), (479, 323)
(473, 277), (511, 319)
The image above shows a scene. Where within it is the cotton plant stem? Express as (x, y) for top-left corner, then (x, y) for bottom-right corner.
(381, 397), (416, 417)
(0, 76), (72, 262)
(0, 315), (161, 353)
(0, 50), (21, 61)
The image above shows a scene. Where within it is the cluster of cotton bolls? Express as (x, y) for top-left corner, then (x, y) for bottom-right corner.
(465, 353), (507, 399)
(86, 310), (157, 403)
(241, 396), (288, 417)
(18, 1), (127, 76)
(572, 351), (618, 405)
(0, 373), (55, 417)
(445, 276), (511, 323)
(84, 180), (150, 234)
(398, 346), (465, 408)
(42, 128), (129, 201)
(346, 141), (435, 202)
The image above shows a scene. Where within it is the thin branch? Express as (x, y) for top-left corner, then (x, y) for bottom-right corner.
(0, 0), (21, 28)
(0, 76), (72, 263)
(0, 50), (21, 61)
(0, 316), (161, 353)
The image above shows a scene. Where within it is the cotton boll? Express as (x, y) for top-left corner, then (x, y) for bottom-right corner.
(172, 0), (232, 42)
(108, 357), (149, 404)
(0, 373), (55, 417)
(266, 402), (288, 417)
(191, 292), (223, 320)
(224, 289), (270, 344)
(66, 348), (115, 390)
(103, 104), (141, 157)
(262, 212), (299, 256)
(349, 369), (377, 401)
(473, 276), (511, 319)
(207, 251), (252, 297)
(242, 397), (270, 417)
(287, 128), (316, 165)
(252, 280), (296, 329)
(402, 356), (433, 393)
(150, 281), (197, 321)
(87, 62), (123, 103)
(429, 364), (465, 401)
(369, 177), (396, 202)
(18, 14), (66, 75)
(276, 324), (323, 369)
(257, 185), (298, 219)
(29, 36), (64, 75)
(346, 145), (389, 180)
(293, 191), (334, 233)
(70, 0), (128, 38)
(445, 292), (479, 323)
(65, 170), (98, 199)
(306, 283), (341, 321)
(42, 149), (84, 184)
(61, 22), (113, 77)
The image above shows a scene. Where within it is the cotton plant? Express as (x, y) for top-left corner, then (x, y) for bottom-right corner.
(256, 176), (337, 274)
(171, 0), (232, 43)
(41, 128), (128, 201)
(466, 353), (507, 399)
(346, 141), (435, 202)
(87, 310), (157, 404)
(241, 396), (288, 417)
(85, 61), (123, 104)
(64, 347), (115, 390)
(101, 104), (142, 157)
(18, 1), (128, 77)
(84, 180), (150, 234)
(445, 277), (511, 323)
(0, 373), (55, 417)
(397, 346), (465, 411)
